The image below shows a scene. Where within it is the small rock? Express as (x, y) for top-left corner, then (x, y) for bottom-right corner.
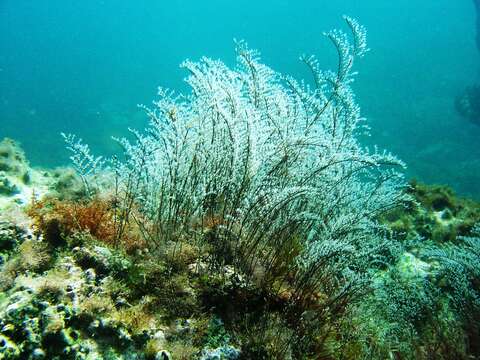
(84, 268), (96, 283)
(0, 334), (20, 357)
(188, 261), (208, 274)
(114, 297), (130, 309)
(175, 319), (192, 334)
(151, 330), (167, 348)
(155, 350), (172, 360)
(1, 323), (14, 333)
(200, 345), (241, 360)
(32, 348), (46, 359)
(152, 330), (166, 341)
(88, 320), (100, 334)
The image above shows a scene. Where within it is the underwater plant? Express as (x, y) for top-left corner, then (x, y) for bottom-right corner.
(421, 223), (480, 355)
(64, 17), (408, 335)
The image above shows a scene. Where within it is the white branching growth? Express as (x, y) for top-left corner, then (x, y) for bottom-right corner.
(65, 18), (408, 313)
(422, 224), (480, 313)
(62, 133), (104, 196)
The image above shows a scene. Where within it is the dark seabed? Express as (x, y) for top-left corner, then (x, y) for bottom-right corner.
(1, 0), (479, 198)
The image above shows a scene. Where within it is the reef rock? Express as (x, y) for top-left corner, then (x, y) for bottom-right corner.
(0, 138), (86, 220)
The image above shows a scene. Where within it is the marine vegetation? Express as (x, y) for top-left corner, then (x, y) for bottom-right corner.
(0, 18), (480, 360)
(65, 16), (408, 327)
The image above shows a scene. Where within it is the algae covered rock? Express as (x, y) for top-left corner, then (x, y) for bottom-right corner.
(154, 350), (172, 360)
(0, 263), (146, 359)
(0, 138), (31, 208)
(46, 167), (86, 201)
(0, 228), (149, 359)
(0, 221), (28, 253)
(0, 333), (21, 358)
(382, 181), (480, 244)
(0, 138), (53, 211)
(0, 138), (89, 215)
(0, 138), (30, 180)
(72, 243), (131, 279)
(0, 176), (20, 197)
(199, 346), (241, 360)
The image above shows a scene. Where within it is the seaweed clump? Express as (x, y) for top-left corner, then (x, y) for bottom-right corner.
(63, 17), (409, 357)
(341, 183), (480, 360)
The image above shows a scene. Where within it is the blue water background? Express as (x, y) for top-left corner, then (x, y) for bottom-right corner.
(1, 1), (479, 198)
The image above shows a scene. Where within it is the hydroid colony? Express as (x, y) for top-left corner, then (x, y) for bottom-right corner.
(64, 15), (408, 322)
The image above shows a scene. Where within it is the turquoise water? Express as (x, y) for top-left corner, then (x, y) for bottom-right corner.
(1, 1), (479, 198)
